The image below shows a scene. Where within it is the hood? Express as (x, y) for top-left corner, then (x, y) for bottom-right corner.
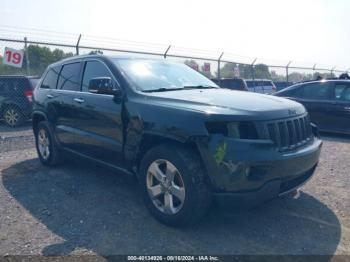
(144, 88), (306, 120)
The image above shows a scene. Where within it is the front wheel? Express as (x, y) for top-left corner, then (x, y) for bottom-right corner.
(139, 144), (212, 227)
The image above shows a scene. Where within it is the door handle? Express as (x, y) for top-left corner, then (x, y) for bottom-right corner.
(73, 98), (85, 103)
(47, 94), (53, 99)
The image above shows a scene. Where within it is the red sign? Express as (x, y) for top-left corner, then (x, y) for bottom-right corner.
(203, 63), (211, 73)
(3, 47), (24, 68)
(191, 64), (199, 71)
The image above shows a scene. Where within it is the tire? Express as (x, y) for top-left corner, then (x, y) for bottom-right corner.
(34, 121), (63, 166)
(139, 144), (212, 227)
(3, 105), (25, 127)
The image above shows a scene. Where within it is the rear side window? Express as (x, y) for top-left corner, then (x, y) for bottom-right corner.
(335, 83), (350, 101)
(82, 61), (113, 91)
(41, 69), (60, 89)
(58, 63), (81, 91)
(262, 81), (273, 86)
(246, 81), (255, 87)
(303, 82), (332, 100)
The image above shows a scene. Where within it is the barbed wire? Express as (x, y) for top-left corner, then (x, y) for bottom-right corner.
(0, 25), (348, 73)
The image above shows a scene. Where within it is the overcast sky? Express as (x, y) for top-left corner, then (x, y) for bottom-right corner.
(0, 0), (349, 70)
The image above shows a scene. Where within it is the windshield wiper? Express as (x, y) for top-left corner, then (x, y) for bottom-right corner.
(142, 85), (217, 93)
(182, 85), (217, 89)
(142, 87), (184, 93)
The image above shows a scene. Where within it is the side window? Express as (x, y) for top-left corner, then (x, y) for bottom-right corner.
(58, 63), (81, 91)
(335, 83), (350, 101)
(41, 68), (60, 89)
(281, 86), (304, 97)
(82, 61), (114, 91)
(303, 82), (332, 100)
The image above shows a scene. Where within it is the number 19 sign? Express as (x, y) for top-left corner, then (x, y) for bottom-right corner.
(3, 47), (24, 68)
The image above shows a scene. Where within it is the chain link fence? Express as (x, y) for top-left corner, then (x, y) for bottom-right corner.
(0, 35), (348, 127)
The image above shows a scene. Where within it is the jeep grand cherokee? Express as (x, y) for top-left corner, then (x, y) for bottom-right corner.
(32, 55), (322, 226)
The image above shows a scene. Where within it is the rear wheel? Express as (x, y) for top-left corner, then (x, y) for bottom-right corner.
(139, 144), (212, 227)
(35, 121), (63, 166)
(3, 106), (25, 127)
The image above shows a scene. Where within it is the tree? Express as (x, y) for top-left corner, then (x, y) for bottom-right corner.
(253, 64), (271, 79)
(88, 50), (103, 55)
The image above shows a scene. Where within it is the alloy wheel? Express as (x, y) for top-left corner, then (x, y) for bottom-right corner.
(4, 108), (20, 126)
(146, 159), (186, 215)
(37, 129), (50, 160)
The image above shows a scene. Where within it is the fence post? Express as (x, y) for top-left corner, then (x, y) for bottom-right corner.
(331, 66), (336, 77)
(217, 52), (224, 84)
(163, 45), (171, 59)
(286, 61), (292, 82)
(76, 34), (82, 55)
(313, 64), (316, 77)
(251, 58), (257, 81)
(24, 37), (30, 75)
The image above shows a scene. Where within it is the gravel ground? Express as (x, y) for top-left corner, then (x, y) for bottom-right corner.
(0, 122), (349, 257)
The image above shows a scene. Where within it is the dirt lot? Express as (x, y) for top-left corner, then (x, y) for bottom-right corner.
(0, 122), (349, 256)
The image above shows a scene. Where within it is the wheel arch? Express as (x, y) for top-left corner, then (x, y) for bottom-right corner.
(32, 111), (48, 133)
(129, 132), (212, 186)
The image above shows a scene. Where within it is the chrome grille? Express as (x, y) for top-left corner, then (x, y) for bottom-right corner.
(266, 114), (313, 152)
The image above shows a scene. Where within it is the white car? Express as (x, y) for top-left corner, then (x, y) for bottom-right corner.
(246, 79), (277, 94)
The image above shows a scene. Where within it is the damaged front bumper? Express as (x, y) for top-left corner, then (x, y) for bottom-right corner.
(197, 134), (322, 206)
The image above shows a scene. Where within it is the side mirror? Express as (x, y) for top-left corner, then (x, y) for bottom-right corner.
(88, 77), (121, 96)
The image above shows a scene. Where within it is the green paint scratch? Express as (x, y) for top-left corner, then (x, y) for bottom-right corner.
(214, 142), (227, 165)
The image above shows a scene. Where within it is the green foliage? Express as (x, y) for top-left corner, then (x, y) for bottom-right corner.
(218, 62), (271, 79)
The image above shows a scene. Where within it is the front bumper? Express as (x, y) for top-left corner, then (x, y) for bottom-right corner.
(213, 164), (316, 206)
(197, 134), (322, 205)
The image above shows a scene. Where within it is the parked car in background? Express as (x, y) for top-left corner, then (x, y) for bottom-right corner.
(32, 55), (322, 226)
(0, 75), (39, 127)
(246, 79), (277, 94)
(211, 78), (248, 91)
(274, 80), (350, 135)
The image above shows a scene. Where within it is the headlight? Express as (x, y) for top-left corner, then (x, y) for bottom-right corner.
(206, 121), (259, 139)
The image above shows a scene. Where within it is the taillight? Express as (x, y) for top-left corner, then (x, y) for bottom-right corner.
(272, 85), (277, 92)
(24, 90), (33, 103)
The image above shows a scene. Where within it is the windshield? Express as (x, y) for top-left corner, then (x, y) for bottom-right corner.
(113, 59), (218, 92)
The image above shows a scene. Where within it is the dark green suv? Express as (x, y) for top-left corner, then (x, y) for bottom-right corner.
(32, 55), (322, 226)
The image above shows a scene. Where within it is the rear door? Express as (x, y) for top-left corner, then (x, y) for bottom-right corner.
(70, 59), (124, 166)
(52, 62), (84, 149)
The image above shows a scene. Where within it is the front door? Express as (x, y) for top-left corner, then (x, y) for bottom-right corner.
(71, 60), (124, 166)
